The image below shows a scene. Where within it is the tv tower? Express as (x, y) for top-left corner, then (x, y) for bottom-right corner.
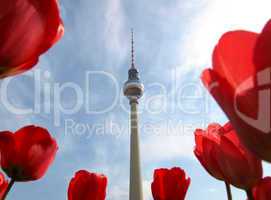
(123, 30), (144, 200)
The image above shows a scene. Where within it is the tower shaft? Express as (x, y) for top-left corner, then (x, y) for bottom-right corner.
(129, 100), (143, 200)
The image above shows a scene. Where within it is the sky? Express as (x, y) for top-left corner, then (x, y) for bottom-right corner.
(1, 0), (271, 199)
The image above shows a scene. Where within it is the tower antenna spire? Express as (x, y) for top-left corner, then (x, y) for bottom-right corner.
(131, 29), (135, 69)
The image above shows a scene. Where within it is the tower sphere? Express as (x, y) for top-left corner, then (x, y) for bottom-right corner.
(123, 72), (144, 100)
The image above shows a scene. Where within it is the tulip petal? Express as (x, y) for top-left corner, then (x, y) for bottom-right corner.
(213, 31), (258, 88)
(0, 173), (8, 199)
(194, 122), (262, 189)
(0, 131), (16, 173)
(0, 0), (64, 78)
(253, 177), (271, 200)
(194, 133), (224, 180)
(201, 20), (271, 162)
(254, 20), (271, 70)
(151, 167), (190, 200)
(68, 170), (107, 200)
(13, 125), (58, 181)
(201, 69), (236, 118)
(216, 134), (256, 189)
(0, 125), (58, 181)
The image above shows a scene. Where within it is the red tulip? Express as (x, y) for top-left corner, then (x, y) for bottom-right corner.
(0, 0), (64, 78)
(151, 167), (190, 200)
(68, 170), (107, 200)
(0, 125), (58, 181)
(252, 177), (271, 200)
(194, 122), (262, 189)
(0, 173), (8, 199)
(201, 19), (271, 162)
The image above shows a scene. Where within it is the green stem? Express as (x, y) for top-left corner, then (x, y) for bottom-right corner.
(2, 179), (15, 200)
(225, 182), (232, 200)
(246, 189), (254, 200)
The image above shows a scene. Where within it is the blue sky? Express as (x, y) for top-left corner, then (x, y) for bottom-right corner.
(1, 0), (271, 199)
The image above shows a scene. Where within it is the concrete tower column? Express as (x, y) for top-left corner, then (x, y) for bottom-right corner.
(129, 99), (143, 200)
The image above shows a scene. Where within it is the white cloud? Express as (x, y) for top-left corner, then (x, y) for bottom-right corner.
(142, 134), (194, 162)
(109, 185), (129, 200)
(143, 180), (153, 200)
(104, 0), (128, 66)
(180, 0), (271, 70)
(109, 179), (153, 200)
(141, 122), (195, 162)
